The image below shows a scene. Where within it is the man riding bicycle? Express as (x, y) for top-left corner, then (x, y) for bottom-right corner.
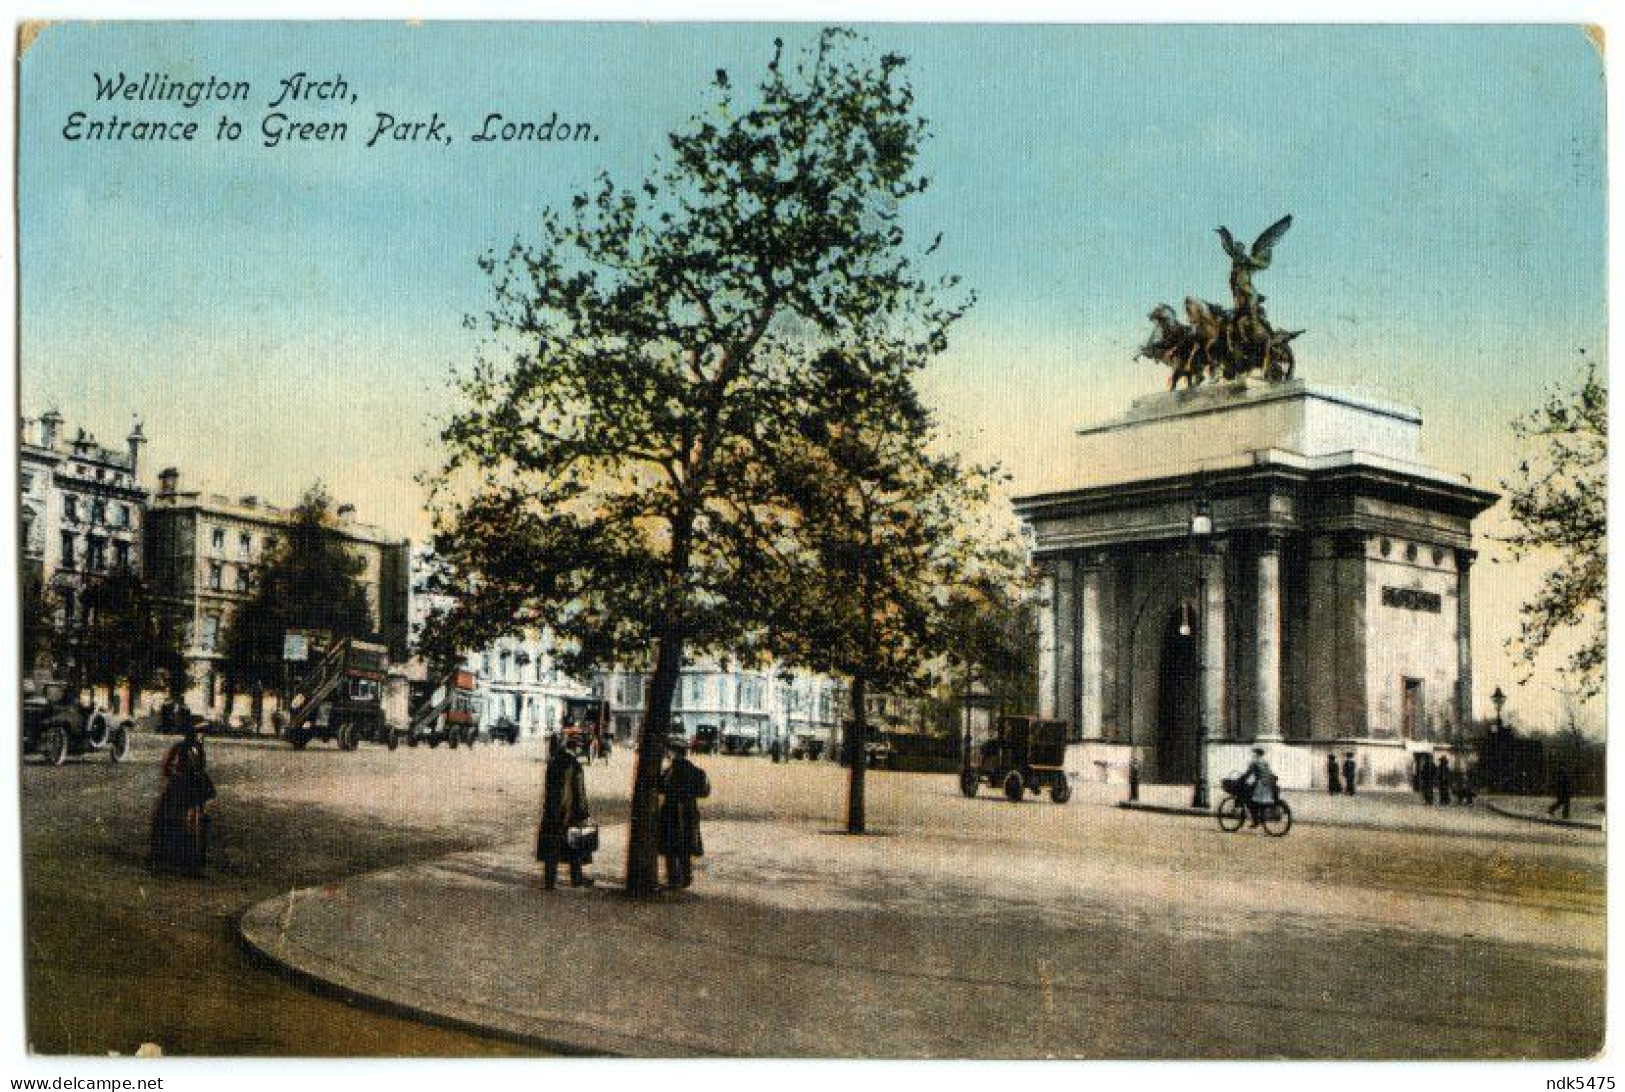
(1241, 746), (1279, 828)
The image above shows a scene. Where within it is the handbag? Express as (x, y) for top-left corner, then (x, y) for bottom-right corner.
(566, 825), (599, 855)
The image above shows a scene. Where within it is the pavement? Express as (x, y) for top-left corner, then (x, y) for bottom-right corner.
(1118, 781), (1606, 834)
(240, 774), (1605, 1059)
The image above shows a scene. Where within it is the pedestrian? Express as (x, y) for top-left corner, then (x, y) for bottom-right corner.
(1326, 752), (1342, 795)
(536, 735), (593, 889)
(1242, 746), (1277, 829)
(1419, 754), (1436, 805)
(1548, 764), (1574, 821)
(659, 740), (711, 889)
(148, 723), (214, 873)
(1342, 753), (1357, 796)
(1436, 755), (1452, 806)
(770, 736), (783, 764)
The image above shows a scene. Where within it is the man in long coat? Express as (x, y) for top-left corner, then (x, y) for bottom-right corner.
(537, 735), (592, 888)
(659, 743), (711, 889)
(1342, 753), (1357, 796)
(1326, 752), (1342, 795)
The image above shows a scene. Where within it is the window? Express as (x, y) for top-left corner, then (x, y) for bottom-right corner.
(60, 531), (76, 568)
(201, 614), (220, 651)
(235, 566), (249, 592)
(117, 504), (131, 528)
(211, 527), (226, 551)
(114, 540), (131, 571)
(20, 471), (33, 493)
(64, 496), (79, 523)
(209, 562), (223, 591)
(62, 588), (76, 623)
(87, 537), (106, 572)
(91, 499), (106, 525)
(239, 532), (251, 558)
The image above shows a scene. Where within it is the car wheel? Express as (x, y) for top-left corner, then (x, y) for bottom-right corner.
(1003, 771), (1024, 803)
(407, 730), (420, 748)
(288, 729), (311, 751)
(41, 726), (69, 767)
(1050, 775), (1071, 804)
(959, 769), (979, 798)
(85, 713), (110, 749)
(448, 732), (459, 749)
(428, 735), (442, 749)
(386, 729), (400, 751)
(108, 725), (131, 764)
(337, 723), (357, 751)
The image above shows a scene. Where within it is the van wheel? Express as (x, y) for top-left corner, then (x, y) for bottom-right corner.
(337, 723), (358, 751)
(1003, 771), (1025, 803)
(959, 769), (979, 798)
(1050, 775), (1071, 804)
(386, 729), (400, 751)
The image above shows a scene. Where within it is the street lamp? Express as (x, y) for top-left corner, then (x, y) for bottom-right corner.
(1189, 496), (1214, 810)
(1491, 685), (1507, 728)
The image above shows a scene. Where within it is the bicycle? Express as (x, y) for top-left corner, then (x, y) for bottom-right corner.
(1216, 776), (1292, 836)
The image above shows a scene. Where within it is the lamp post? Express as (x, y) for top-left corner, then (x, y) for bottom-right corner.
(1189, 496), (1214, 810)
(1491, 685), (1506, 728)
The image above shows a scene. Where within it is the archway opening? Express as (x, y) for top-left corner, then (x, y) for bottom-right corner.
(1155, 603), (1201, 784)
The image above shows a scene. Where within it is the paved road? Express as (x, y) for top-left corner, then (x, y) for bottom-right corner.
(23, 736), (1606, 1057)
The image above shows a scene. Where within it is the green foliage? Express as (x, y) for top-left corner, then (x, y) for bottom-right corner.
(428, 29), (968, 889)
(71, 568), (176, 700)
(1501, 361), (1606, 698)
(221, 484), (374, 693)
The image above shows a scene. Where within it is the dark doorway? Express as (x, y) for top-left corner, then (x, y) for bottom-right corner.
(1156, 605), (1201, 783)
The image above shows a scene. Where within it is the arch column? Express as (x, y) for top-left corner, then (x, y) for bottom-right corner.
(1255, 534), (1283, 740)
(1078, 553), (1105, 740)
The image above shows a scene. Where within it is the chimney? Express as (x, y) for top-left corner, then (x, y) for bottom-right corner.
(158, 467), (179, 497)
(39, 409), (62, 450)
(126, 420), (146, 474)
(337, 503), (356, 521)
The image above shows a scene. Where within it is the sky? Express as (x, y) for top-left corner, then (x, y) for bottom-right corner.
(16, 22), (1607, 729)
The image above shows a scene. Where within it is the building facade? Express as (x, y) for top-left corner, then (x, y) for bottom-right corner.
(144, 468), (410, 715)
(18, 411), (150, 659)
(1015, 380), (1496, 792)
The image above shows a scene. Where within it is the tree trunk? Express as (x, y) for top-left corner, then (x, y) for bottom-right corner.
(626, 628), (685, 897)
(846, 673), (868, 834)
(252, 686), (266, 733)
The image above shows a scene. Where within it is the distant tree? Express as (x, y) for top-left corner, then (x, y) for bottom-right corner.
(73, 568), (174, 712)
(428, 30), (961, 894)
(21, 566), (60, 679)
(769, 349), (1006, 833)
(1501, 361), (1606, 698)
(221, 484), (373, 725)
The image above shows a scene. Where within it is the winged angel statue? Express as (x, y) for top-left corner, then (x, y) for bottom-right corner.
(1139, 215), (1304, 389)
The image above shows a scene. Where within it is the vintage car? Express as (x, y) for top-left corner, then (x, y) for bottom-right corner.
(690, 724), (719, 755)
(486, 715), (522, 745)
(22, 680), (133, 766)
(959, 716), (1072, 803)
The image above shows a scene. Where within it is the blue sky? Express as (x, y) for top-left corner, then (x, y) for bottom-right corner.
(18, 23), (1607, 724)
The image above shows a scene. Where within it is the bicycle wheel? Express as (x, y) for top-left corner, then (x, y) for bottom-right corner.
(1261, 800), (1293, 837)
(1216, 796), (1247, 832)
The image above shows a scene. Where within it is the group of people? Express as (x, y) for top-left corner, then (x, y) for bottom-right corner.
(1323, 752), (1359, 796)
(1414, 752), (1476, 806)
(535, 733), (710, 891)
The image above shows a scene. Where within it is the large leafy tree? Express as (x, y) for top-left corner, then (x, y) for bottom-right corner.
(770, 348), (1007, 833)
(428, 29), (962, 894)
(221, 484), (374, 723)
(71, 568), (175, 710)
(1501, 361), (1606, 699)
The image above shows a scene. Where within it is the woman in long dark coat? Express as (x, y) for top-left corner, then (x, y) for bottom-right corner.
(537, 735), (592, 888)
(148, 725), (213, 873)
(658, 743), (710, 889)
